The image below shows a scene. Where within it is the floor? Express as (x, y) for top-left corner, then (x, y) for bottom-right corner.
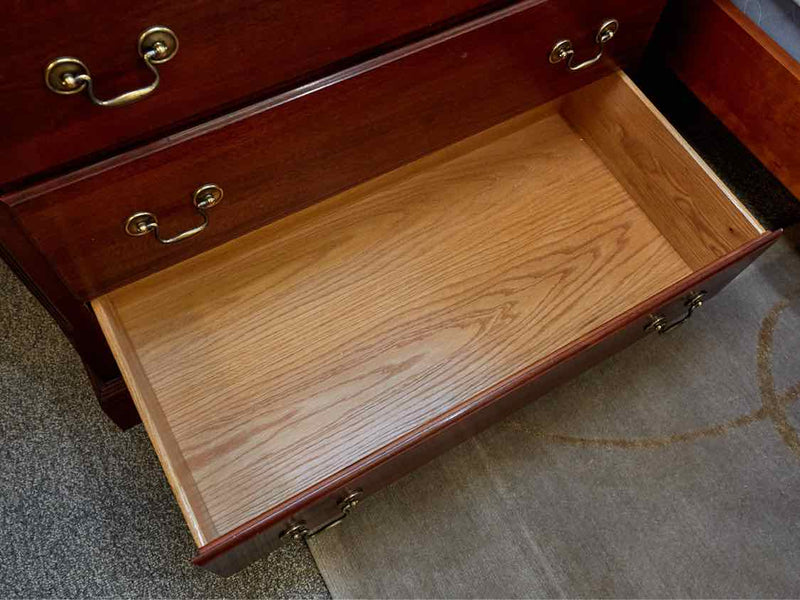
(0, 258), (330, 598)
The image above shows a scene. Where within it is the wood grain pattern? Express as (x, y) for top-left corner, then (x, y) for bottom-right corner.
(92, 300), (214, 544)
(561, 71), (763, 270)
(7, 0), (668, 300)
(93, 108), (693, 544)
(0, 0), (507, 189)
(193, 229), (780, 576)
(652, 0), (800, 202)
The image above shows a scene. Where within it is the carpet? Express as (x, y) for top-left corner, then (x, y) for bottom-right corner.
(0, 259), (329, 598)
(309, 234), (800, 598)
(730, 0), (800, 63)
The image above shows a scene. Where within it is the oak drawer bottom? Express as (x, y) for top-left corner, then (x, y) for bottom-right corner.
(92, 72), (769, 575)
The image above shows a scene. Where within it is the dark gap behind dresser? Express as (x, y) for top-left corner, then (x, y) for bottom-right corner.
(632, 52), (800, 231)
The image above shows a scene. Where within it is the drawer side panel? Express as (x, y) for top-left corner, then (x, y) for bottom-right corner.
(93, 298), (218, 545)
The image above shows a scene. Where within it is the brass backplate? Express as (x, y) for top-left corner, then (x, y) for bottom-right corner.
(138, 26), (179, 63)
(192, 184), (224, 209)
(44, 57), (89, 94)
(125, 212), (157, 236)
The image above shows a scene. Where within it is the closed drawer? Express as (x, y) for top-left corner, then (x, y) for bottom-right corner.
(91, 71), (775, 575)
(2, 0), (506, 189)
(4, 0), (667, 300)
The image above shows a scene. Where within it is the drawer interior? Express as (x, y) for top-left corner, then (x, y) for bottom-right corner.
(92, 72), (763, 548)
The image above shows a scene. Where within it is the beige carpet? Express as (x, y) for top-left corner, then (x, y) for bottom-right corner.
(309, 235), (800, 598)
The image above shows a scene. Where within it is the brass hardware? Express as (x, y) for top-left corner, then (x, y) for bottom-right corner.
(280, 490), (364, 541)
(280, 522), (311, 541)
(308, 490), (363, 536)
(45, 26), (178, 107)
(125, 184), (222, 244)
(549, 19), (619, 71)
(645, 291), (707, 335)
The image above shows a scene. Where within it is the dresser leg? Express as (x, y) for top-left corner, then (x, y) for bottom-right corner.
(1, 204), (141, 429)
(92, 374), (141, 430)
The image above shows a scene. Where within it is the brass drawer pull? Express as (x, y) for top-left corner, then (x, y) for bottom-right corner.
(549, 19), (618, 72)
(125, 184), (222, 244)
(45, 26), (178, 108)
(281, 490), (364, 540)
(646, 291), (707, 335)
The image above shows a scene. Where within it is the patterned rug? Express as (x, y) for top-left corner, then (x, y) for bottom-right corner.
(309, 234), (800, 598)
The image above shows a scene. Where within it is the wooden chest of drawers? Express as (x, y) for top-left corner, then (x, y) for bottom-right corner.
(0, 0), (783, 576)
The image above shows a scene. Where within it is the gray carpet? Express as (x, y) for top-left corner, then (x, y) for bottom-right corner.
(309, 235), (800, 599)
(0, 261), (329, 598)
(731, 0), (800, 62)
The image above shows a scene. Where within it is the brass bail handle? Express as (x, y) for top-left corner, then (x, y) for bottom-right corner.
(281, 490), (364, 541)
(549, 19), (619, 71)
(125, 184), (223, 245)
(646, 291), (707, 335)
(45, 26), (178, 107)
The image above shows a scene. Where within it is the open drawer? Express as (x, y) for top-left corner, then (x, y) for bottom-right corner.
(92, 71), (777, 575)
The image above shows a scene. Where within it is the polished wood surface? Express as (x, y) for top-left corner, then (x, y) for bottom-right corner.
(562, 72), (763, 269)
(195, 229), (781, 576)
(0, 0), (505, 189)
(7, 0), (668, 300)
(653, 0), (800, 202)
(93, 101), (697, 545)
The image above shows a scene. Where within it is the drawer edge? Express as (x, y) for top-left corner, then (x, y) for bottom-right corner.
(93, 297), (218, 545)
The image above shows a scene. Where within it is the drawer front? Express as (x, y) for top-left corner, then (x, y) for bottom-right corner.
(190, 232), (779, 576)
(1, 0), (508, 189)
(5, 0), (667, 300)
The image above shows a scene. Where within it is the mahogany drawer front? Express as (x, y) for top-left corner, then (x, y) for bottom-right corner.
(5, 0), (668, 301)
(1, 0), (507, 189)
(91, 71), (772, 574)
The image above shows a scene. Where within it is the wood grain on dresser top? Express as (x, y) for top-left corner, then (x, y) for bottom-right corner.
(8, 0), (668, 300)
(93, 104), (696, 546)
